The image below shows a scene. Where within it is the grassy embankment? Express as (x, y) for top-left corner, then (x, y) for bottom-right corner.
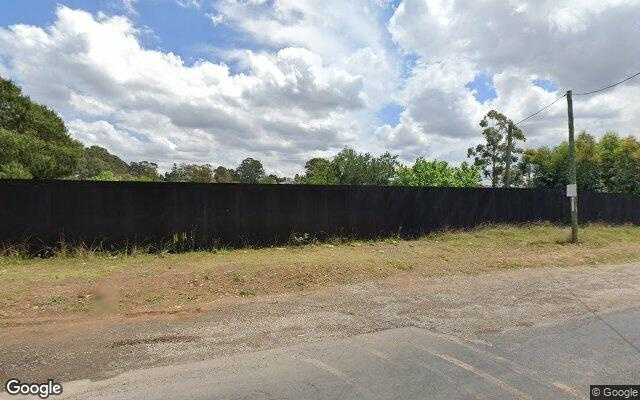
(1, 223), (640, 320)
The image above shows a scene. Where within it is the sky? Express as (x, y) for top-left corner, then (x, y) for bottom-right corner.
(0, 0), (639, 176)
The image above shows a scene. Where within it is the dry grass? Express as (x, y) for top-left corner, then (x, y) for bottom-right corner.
(2, 223), (640, 320)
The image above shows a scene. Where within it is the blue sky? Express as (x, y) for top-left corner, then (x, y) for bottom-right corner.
(0, 1), (250, 64)
(0, 0), (500, 129)
(465, 74), (497, 104)
(0, 0), (635, 175)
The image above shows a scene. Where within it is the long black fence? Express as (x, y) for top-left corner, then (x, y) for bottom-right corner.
(1, 179), (639, 250)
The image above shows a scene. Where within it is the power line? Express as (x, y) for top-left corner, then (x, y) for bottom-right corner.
(514, 94), (566, 126)
(513, 69), (640, 126)
(574, 70), (640, 96)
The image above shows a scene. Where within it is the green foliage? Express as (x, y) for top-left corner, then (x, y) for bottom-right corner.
(299, 157), (338, 184)
(0, 78), (84, 179)
(259, 174), (283, 184)
(527, 131), (640, 195)
(331, 147), (398, 185)
(89, 170), (121, 181)
(0, 127), (84, 179)
(164, 163), (215, 183)
(517, 149), (536, 187)
(609, 136), (640, 195)
(467, 110), (525, 187)
(78, 146), (129, 180)
(526, 146), (562, 188)
(214, 166), (234, 183)
(0, 160), (32, 179)
(0, 78), (70, 143)
(235, 157), (265, 183)
(598, 131), (620, 191)
(575, 132), (601, 192)
(128, 161), (160, 181)
(393, 158), (481, 188)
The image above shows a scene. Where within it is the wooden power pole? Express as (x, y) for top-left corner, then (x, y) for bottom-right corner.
(504, 122), (513, 188)
(566, 90), (578, 243)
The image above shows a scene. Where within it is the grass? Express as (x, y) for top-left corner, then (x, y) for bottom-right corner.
(145, 293), (166, 304)
(48, 296), (65, 305)
(2, 223), (640, 320)
(239, 289), (257, 297)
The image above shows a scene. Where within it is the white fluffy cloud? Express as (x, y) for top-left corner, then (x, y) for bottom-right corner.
(389, 0), (640, 85)
(211, 0), (391, 62)
(1, 1), (639, 173)
(209, 0), (403, 156)
(376, 61), (486, 162)
(386, 0), (640, 163)
(0, 6), (367, 173)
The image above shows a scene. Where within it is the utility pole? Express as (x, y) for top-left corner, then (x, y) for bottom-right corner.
(504, 122), (513, 188)
(566, 90), (578, 243)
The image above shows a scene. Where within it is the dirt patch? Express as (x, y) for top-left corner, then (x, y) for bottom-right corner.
(2, 261), (640, 383)
(110, 335), (200, 348)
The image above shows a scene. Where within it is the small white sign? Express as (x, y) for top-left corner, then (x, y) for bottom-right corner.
(566, 184), (577, 197)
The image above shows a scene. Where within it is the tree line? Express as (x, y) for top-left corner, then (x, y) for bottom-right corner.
(1, 78), (639, 194)
(79, 147), (283, 185)
(76, 144), (482, 187)
(465, 108), (640, 195)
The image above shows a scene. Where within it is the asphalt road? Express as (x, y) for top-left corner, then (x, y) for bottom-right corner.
(13, 305), (637, 400)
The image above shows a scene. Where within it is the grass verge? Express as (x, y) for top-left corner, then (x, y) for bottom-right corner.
(1, 223), (640, 320)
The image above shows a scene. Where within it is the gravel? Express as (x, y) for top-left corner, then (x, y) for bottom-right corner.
(2, 262), (640, 384)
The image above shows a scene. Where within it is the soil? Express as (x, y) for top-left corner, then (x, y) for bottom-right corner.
(2, 262), (640, 385)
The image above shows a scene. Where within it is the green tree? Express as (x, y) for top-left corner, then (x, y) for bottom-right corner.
(0, 78), (84, 178)
(300, 157), (338, 184)
(235, 158), (265, 183)
(393, 158), (481, 187)
(128, 161), (160, 181)
(610, 136), (640, 195)
(78, 145), (130, 180)
(574, 131), (601, 192)
(259, 174), (282, 184)
(0, 160), (32, 179)
(525, 131), (640, 195)
(187, 164), (214, 183)
(163, 163), (183, 182)
(467, 110), (525, 187)
(89, 170), (121, 181)
(598, 132), (621, 191)
(214, 166), (234, 183)
(331, 147), (398, 185)
(528, 144), (569, 189)
(517, 149), (536, 188)
(164, 163), (214, 183)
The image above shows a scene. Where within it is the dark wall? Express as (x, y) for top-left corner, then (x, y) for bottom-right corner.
(1, 180), (638, 250)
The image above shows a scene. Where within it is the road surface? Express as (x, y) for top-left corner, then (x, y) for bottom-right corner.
(3, 263), (640, 399)
(12, 305), (638, 400)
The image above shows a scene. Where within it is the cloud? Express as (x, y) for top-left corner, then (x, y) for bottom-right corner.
(120, 0), (139, 15)
(0, 6), (366, 173)
(210, 0), (402, 110)
(212, 0), (388, 60)
(176, 0), (201, 9)
(384, 0), (640, 163)
(389, 0), (640, 86)
(1, 0), (640, 173)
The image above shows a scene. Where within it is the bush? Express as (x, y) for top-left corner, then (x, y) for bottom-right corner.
(393, 158), (481, 188)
